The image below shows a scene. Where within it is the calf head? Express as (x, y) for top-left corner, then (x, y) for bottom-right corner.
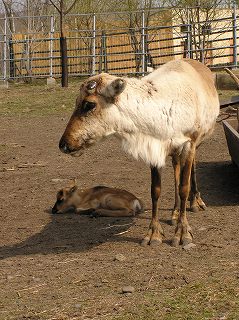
(52, 185), (78, 214)
(59, 73), (126, 156)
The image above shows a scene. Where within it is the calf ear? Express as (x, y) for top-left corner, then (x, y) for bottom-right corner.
(104, 78), (126, 98)
(69, 178), (77, 188)
(70, 185), (77, 194)
(57, 189), (64, 199)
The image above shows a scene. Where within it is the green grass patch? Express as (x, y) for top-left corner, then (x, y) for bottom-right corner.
(0, 81), (238, 117)
(110, 280), (239, 320)
(218, 89), (239, 100)
(0, 80), (82, 116)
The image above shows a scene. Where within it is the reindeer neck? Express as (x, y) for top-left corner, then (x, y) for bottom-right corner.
(113, 77), (170, 137)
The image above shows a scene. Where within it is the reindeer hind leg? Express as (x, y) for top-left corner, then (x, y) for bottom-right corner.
(171, 154), (181, 226)
(190, 158), (207, 213)
(172, 143), (195, 247)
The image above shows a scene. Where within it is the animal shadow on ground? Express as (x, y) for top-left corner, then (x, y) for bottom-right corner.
(196, 161), (239, 207)
(0, 161), (238, 261)
(0, 213), (139, 260)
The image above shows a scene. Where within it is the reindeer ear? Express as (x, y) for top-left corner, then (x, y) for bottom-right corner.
(57, 189), (64, 199)
(104, 78), (126, 98)
(69, 185), (77, 194)
(111, 78), (126, 96)
(69, 178), (77, 187)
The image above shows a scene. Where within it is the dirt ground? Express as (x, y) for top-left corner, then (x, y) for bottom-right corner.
(0, 88), (239, 319)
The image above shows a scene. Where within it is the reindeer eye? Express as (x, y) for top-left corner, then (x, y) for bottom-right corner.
(57, 190), (63, 198)
(86, 81), (97, 91)
(80, 100), (96, 114)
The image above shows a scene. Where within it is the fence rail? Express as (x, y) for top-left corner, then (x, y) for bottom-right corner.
(0, 6), (238, 81)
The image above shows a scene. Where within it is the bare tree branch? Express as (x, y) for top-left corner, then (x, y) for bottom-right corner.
(65, 0), (77, 14)
(49, 0), (61, 13)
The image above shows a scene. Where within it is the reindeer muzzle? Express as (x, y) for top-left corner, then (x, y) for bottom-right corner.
(59, 138), (78, 154)
(52, 204), (59, 214)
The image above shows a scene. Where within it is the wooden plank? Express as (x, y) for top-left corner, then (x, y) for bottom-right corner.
(222, 120), (239, 167)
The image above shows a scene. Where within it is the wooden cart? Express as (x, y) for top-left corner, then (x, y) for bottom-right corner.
(223, 117), (239, 167)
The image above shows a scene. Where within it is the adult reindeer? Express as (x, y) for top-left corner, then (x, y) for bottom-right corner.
(59, 59), (220, 247)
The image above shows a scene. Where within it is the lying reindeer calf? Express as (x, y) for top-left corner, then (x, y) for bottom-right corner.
(52, 185), (144, 217)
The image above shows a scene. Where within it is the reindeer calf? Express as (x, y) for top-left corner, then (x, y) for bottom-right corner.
(52, 185), (144, 217)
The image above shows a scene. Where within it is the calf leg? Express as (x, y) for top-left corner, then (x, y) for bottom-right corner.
(190, 158), (207, 212)
(141, 166), (164, 246)
(171, 154), (180, 226)
(172, 144), (195, 247)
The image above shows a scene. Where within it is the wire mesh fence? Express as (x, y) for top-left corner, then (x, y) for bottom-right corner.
(0, 6), (238, 81)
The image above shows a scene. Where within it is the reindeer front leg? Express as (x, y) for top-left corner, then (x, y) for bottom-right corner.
(172, 144), (195, 247)
(141, 166), (164, 246)
(171, 154), (181, 226)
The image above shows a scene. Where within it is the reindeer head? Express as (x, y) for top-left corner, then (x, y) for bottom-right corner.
(59, 73), (126, 156)
(52, 183), (78, 214)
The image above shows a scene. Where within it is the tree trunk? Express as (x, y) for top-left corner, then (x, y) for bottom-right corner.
(60, 36), (68, 87)
(60, 11), (68, 87)
(9, 36), (15, 78)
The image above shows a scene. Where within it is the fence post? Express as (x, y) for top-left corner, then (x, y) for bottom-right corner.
(186, 6), (193, 59)
(3, 15), (7, 80)
(232, 3), (237, 68)
(141, 10), (146, 76)
(49, 15), (54, 78)
(99, 31), (105, 73)
(101, 31), (107, 73)
(201, 41), (205, 64)
(92, 13), (96, 75)
(187, 24), (193, 59)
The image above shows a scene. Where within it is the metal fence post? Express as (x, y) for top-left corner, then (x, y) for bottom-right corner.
(187, 23), (193, 59)
(92, 13), (96, 75)
(141, 10), (145, 76)
(186, 6), (193, 59)
(232, 3), (237, 68)
(100, 31), (107, 73)
(49, 15), (54, 78)
(201, 41), (205, 64)
(3, 15), (7, 80)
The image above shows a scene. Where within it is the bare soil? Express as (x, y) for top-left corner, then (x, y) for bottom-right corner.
(0, 106), (239, 319)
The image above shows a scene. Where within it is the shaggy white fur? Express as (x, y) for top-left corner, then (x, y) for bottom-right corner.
(100, 60), (219, 168)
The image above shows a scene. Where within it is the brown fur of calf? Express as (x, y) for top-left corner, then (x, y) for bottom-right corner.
(52, 185), (144, 217)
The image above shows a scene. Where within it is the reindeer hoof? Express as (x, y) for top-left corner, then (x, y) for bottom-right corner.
(172, 221), (193, 247)
(141, 237), (162, 247)
(141, 239), (162, 247)
(190, 203), (207, 212)
(150, 239), (162, 247)
(182, 238), (193, 247)
(141, 222), (164, 247)
(171, 237), (180, 247)
(191, 195), (207, 212)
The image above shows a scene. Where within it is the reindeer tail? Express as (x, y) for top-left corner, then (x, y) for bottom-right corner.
(133, 198), (145, 214)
